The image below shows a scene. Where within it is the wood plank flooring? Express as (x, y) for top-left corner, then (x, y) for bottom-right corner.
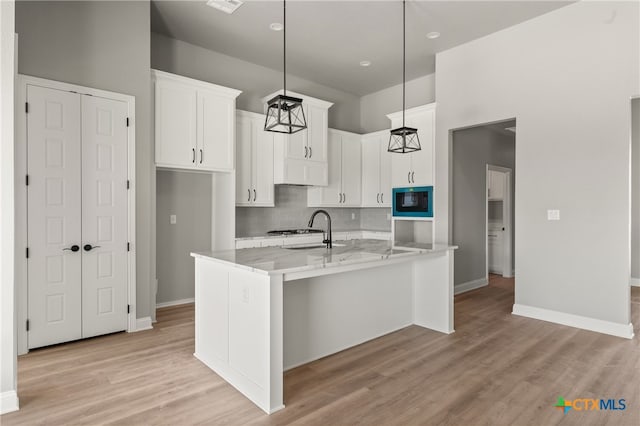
(2, 276), (639, 425)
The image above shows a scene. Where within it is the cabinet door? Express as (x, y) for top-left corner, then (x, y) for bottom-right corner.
(379, 136), (392, 207)
(155, 80), (197, 168)
(489, 170), (505, 200)
(391, 149), (413, 188)
(341, 133), (361, 206)
(306, 105), (328, 162)
(252, 122), (275, 206)
(286, 104), (309, 160)
(198, 89), (234, 171)
(235, 115), (253, 206)
(321, 131), (343, 205)
(361, 137), (381, 206)
(408, 110), (434, 186)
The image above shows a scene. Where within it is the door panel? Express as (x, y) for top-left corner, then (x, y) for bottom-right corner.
(306, 105), (327, 162)
(361, 137), (380, 206)
(198, 90), (234, 171)
(321, 131), (342, 205)
(340, 134), (361, 206)
(155, 80), (197, 168)
(235, 115), (253, 206)
(286, 104), (308, 160)
(253, 121), (275, 206)
(81, 95), (129, 338)
(407, 111), (434, 186)
(27, 85), (83, 349)
(379, 136), (392, 207)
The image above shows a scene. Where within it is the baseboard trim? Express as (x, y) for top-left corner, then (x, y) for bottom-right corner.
(454, 277), (488, 295)
(512, 304), (634, 339)
(134, 316), (153, 332)
(631, 277), (640, 287)
(156, 298), (195, 309)
(0, 390), (19, 414)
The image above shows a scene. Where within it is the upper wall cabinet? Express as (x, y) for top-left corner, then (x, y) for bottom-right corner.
(387, 103), (436, 188)
(153, 70), (241, 172)
(308, 129), (362, 207)
(361, 130), (392, 208)
(262, 90), (333, 186)
(236, 110), (275, 207)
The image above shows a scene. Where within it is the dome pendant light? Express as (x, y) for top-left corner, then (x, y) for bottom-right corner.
(264, 0), (307, 134)
(388, 0), (421, 154)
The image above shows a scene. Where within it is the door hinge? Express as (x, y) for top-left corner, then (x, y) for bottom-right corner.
(25, 102), (29, 113)
(26, 247), (29, 258)
(127, 304), (130, 314)
(127, 180), (130, 189)
(127, 242), (130, 252)
(26, 319), (30, 331)
(126, 117), (130, 127)
(26, 175), (29, 186)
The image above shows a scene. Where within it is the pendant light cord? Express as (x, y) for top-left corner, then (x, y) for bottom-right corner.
(402, 0), (406, 129)
(283, 0), (287, 97)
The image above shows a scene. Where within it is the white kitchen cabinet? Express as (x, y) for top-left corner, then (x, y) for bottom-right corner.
(488, 170), (505, 200)
(153, 70), (241, 172)
(361, 130), (392, 207)
(263, 90), (332, 186)
(308, 129), (361, 207)
(236, 110), (275, 207)
(387, 103), (436, 188)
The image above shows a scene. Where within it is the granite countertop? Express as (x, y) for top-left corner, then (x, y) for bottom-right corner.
(236, 228), (391, 241)
(192, 239), (456, 276)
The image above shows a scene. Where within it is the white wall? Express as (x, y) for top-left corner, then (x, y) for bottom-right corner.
(360, 73), (436, 133)
(0, 0), (18, 414)
(435, 1), (639, 327)
(633, 98), (640, 281)
(15, 0), (154, 320)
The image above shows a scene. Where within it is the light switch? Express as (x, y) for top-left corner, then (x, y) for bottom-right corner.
(547, 210), (560, 221)
(170, 214), (177, 224)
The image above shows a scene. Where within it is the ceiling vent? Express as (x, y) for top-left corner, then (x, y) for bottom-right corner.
(206, 0), (244, 14)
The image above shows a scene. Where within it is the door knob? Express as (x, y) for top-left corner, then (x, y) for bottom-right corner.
(63, 245), (80, 252)
(83, 244), (100, 252)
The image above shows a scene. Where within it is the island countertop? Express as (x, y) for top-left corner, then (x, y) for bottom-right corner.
(191, 239), (457, 277)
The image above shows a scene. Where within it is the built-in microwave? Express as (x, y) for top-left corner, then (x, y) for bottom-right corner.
(392, 186), (433, 218)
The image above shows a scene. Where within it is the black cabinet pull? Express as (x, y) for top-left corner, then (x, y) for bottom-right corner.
(408, 172), (411, 183)
(248, 189), (251, 202)
(309, 147), (312, 158)
(412, 171), (415, 183)
(63, 245), (80, 252)
(304, 146), (308, 158)
(83, 244), (100, 252)
(381, 193), (384, 204)
(377, 193), (380, 203)
(199, 149), (203, 164)
(192, 148), (195, 163)
(253, 189), (257, 202)
(343, 193), (346, 204)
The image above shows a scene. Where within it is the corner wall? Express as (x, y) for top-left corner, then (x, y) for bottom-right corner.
(435, 1), (639, 328)
(633, 98), (640, 283)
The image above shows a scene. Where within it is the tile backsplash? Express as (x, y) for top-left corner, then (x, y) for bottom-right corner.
(236, 185), (391, 237)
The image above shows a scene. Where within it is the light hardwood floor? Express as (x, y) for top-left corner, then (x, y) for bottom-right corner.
(3, 276), (639, 425)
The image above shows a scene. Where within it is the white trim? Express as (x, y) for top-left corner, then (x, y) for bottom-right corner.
(454, 277), (488, 295)
(631, 277), (640, 287)
(134, 317), (153, 332)
(386, 102), (437, 121)
(0, 390), (19, 415)
(151, 69), (242, 99)
(260, 89), (333, 109)
(512, 304), (634, 339)
(16, 75), (137, 352)
(156, 298), (195, 309)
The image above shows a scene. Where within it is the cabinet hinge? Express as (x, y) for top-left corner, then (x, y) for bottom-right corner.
(126, 117), (130, 127)
(127, 242), (130, 252)
(26, 247), (29, 259)
(26, 174), (29, 186)
(25, 102), (29, 113)
(127, 305), (130, 314)
(26, 319), (30, 331)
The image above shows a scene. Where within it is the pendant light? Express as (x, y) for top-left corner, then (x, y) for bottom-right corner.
(388, 0), (421, 154)
(264, 0), (307, 134)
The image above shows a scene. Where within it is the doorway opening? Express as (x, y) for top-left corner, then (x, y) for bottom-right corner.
(451, 119), (516, 295)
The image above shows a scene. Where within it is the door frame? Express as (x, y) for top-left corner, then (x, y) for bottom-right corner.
(15, 74), (137, 354)
(485, 164), (513, 279)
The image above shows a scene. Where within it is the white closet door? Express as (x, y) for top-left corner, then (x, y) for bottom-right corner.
(81, 95), (129, 338)
(27, 85), (83, 349)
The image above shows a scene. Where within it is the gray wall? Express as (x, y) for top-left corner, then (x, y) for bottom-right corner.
(15, 0), (154, 319)
(452, 126), (515, 286)
(151, 32), (361, 133)
(633, 98), (639, 281)
(156, 171), (211, 304)
(435, 1), (639, 325)
(360, 73), (436, 133)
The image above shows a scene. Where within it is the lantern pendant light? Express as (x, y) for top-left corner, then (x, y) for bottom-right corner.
(264, 0), (307, 134)
(388, 0), (421, 154)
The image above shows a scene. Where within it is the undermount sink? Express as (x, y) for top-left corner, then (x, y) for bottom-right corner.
(284, 243), (346, 250)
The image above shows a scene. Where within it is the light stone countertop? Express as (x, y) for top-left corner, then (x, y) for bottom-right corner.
(192, 239), (456, 276)
(235, 228), (391, 241)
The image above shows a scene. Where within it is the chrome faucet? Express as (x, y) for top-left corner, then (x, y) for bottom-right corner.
(308, 209), (332, 249)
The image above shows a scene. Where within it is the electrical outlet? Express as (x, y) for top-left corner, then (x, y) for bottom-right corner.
(170, 214), (177, 224)
(351, 213), (356, 220)
(547, 210), (560, 221)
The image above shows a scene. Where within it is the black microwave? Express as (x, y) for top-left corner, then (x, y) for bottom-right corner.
(392, 186), (433, 218)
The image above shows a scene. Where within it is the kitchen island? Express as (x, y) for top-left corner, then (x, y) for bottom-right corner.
(191, 239), (457, 414)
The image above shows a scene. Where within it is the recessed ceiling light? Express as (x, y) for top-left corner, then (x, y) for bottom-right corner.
(426, 31), (441, 39)
(270, 22), (284, 31)
(206, 0), (244, 15)
(359, 60), (372, 67)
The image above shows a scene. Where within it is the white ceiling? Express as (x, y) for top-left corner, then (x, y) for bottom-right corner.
(151, 0), (572, 96)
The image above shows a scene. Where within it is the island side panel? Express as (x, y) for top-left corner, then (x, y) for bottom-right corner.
(283, 262), (413, 370)
(412, 250), (455, 334)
